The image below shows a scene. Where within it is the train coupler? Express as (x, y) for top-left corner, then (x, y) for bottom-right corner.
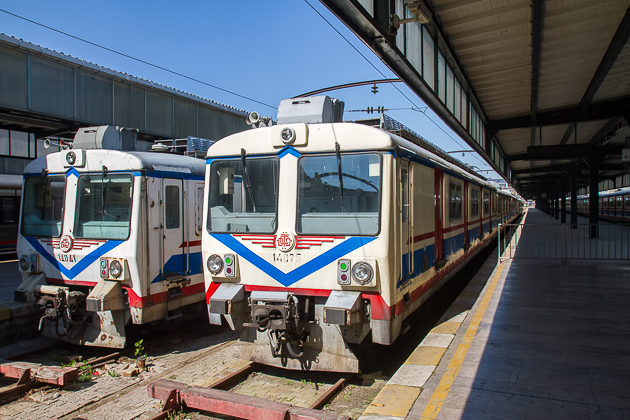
(36, 285), (87, 338)
(243, 291), (311, 359)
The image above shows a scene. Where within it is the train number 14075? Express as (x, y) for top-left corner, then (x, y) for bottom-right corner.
(272, 253), (301, 263)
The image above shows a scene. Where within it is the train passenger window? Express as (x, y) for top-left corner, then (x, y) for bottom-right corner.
(625, 196), (630, 208)
(483, 190), (490, 216)
(21, 175), (66, 237)
(616, 196), (622, 208)
(297, 153), (381, 235)
(602, 198), (606, 208)
(448, 181), (462, 221)
(470, 188), (479, 218)
(165, 185), (180, 229)
(207, 157), (278, 234)
(74, 174), (133, 240)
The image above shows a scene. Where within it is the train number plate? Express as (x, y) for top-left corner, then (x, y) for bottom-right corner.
(272, 253), (301, 263)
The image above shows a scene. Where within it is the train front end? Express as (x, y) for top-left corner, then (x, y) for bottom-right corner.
(14, 144), (146, 348)
(202, 97), (396, 372)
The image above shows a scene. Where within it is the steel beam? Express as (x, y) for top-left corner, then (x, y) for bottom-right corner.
(489, 97), (630, 131)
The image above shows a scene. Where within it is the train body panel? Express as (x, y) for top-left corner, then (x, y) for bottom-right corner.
(16, 147), (206, 347)
(202, 103), (523, 372)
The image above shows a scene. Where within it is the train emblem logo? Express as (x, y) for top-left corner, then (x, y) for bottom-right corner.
(59, 235), (74, 253)
(276, 232), (295, 252)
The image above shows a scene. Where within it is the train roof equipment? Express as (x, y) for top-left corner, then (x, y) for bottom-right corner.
(240, 95), (494, 187)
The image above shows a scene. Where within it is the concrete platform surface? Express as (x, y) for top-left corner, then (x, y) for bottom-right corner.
(361, 208), (630, 419)
(0, 258), (40, 344)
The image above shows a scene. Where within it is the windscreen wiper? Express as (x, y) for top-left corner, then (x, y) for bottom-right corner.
(241, 148), (257, 212)
(335, 142), (345, 212)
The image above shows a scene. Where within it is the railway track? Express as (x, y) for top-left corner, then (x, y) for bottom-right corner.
(0, 327), (383, 420)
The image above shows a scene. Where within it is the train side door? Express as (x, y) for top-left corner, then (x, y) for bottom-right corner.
(400, 161), (413, 279)
(162, 179), (185, 279)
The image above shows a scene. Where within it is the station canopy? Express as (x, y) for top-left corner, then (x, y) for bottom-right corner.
(320, 0), (630, 199)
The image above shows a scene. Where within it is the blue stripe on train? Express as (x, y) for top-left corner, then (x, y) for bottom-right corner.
(397, 244), (436, 288)
(24, 236), (124, 279)
(151, 252), (203, 283)
(443, 232), (465, 259)
(468, 226), (480, 243)
(211, 234), (376, 287)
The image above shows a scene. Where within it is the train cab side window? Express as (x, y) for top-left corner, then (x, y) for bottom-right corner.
(21, 175), (66, 237)
(448, 181), (462, 221)
(165, 185), (180, 229)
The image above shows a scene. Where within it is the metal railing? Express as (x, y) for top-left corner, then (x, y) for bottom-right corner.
(499, 223), (630, 262)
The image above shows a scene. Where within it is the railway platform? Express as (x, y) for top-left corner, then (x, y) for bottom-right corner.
(360, 208), (630, 419)
(0, 259), (39, 345)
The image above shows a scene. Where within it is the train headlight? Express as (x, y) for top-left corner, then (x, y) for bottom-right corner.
(352, 262), (373, 285)
(19, 255), (30, 271)
(66, 151), (76, 165)
(280, 127), (296, 145)
(109, 260), (122, 278)
(207, 254), (223, 275)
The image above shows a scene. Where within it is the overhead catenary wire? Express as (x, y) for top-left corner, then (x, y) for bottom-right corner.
(0, 8), (277, 110)
(303, 0), (492, 171)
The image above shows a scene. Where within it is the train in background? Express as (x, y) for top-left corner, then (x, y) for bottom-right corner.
(577, 187), (630, 222)
(15, 126), (211, 347)
(0, 174), (21, 257)
(202, 96), (523, 372)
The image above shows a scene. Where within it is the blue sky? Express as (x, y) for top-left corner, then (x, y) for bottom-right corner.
(0, 0), (499, 178)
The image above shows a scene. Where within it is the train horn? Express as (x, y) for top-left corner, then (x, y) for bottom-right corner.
(43, 138), (71, 150)
(246, 111), (261, 125)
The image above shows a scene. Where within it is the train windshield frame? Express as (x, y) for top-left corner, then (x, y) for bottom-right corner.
(297, 152), (381, 236)
(73, 173), (134, 240)
(207, 157), (279, 234)
(21, 175), (66, 237)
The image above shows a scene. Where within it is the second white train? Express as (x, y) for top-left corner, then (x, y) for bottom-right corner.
(202, 97), (522, 372)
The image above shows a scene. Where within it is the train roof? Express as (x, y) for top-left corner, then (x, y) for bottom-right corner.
(23, 149), (206, 176)
(208, 122), (494, 188)
(599, 187), (630, 197)
(578, 186), (630, 199)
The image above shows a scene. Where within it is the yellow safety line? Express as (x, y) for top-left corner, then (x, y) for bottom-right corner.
(421, 263), (505, 419)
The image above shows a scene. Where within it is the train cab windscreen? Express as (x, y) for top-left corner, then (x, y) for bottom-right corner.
(207, 158), (279, 233)
(73, 174), (133, 240)
(297, 153), (381, 235)
(21, 175), (66, 237)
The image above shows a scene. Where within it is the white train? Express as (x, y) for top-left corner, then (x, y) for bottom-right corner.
(15, 126), (209, 347)
(203, 97), (523, 372)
